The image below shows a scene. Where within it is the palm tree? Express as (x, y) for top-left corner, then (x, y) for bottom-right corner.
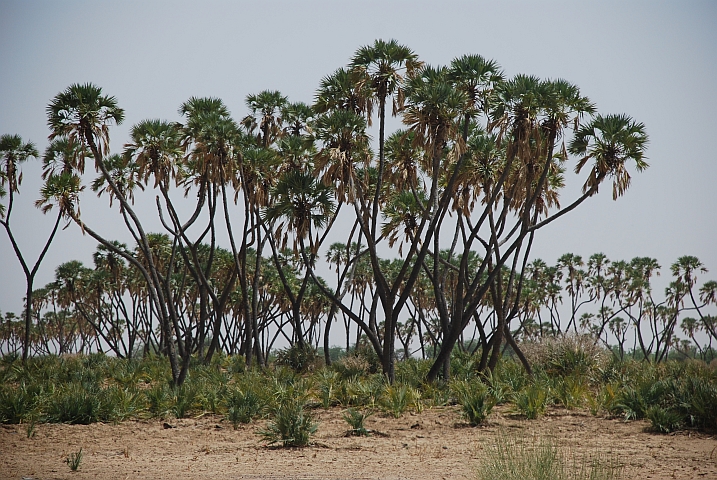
(47, 83), (125, 164)
(313, 109), (371, 202)
(313, 67), (370, 116)
(263, 170), (336, 348)
(448, 54), (503, 141)
(242, 90), (288, 148)
(0, 134), (59, 362)
(46, 83), (190, 384)
(124, 119), (183, 188)
(264, 170), (336, 254)
(570, 113), (648, 199)
(42, 138), (89, 180)
(281, 102), (314, 137)
(350, 39), (421, 239)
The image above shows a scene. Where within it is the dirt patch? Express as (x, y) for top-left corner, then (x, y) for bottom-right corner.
(2, 405), (716, 479)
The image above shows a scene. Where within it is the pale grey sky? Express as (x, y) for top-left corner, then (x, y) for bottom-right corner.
(2, 0), (716, 315)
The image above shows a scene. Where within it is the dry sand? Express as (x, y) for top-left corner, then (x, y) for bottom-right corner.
(2, 405), (716, 480)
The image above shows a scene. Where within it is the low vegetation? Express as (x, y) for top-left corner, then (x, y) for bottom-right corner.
(1, 339), (715, 445)
(477, 433), (623, 480)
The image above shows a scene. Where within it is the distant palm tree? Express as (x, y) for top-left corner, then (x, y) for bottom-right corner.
(264, 170), (336, 347)
(1, 134), (63, 362)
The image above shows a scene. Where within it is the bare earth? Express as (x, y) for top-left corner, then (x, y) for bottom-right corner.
(2, 405), (716, 480)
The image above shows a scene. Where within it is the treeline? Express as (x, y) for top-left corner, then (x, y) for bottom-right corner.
(2, 247), (715, 370)
(5, 38), (706, 386)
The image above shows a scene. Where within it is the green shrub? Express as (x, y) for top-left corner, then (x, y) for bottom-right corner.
(227, 354), (246, 375)
(343, 408), (372, 436)
(450, 350), (477, 380)
(0, 384), (37, 424)
(681, 376), (717, 429)
(314, 369), (340, 408)
(451, 380), (495, 426)
(333, 354), (371, 379)
(586, 383), (618, 416)
(98, 385), (143, 422)
(146, 383), (172, 418)
(513, 383), (548, 419)
(396, 358), (431, 386)
(380, 383), (418, 418)
(646, 405), (683, 434)
(171, 383), (198, 419)
(420, 381), (451, 407)
(45, 383), (101, 424)
(225, 388), (263, 428)
(258, 399), (318, 447)
(492, 360), (529, 397)
(553, 376), (587, 410)
(275, 344), (321, 373)
(522, 334), (608, 378)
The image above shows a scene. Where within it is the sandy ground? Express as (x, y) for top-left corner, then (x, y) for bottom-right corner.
(2, 405), (716, 480)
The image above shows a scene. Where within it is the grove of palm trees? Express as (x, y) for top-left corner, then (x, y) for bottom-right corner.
(2, 40), (716, 480)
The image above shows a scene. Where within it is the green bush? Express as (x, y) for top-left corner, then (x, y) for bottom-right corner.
(0, 384), (37, 424)
(552, 376), (587, 410)
(275, 344), (322, 373)
(98, 385), (143, 422)
(146, 383), (172, 418)
(343, 408), (372, 436)
(680, 376), (717, 429)
(225, 388), (263, 427)
(314, 369), (340, 408)
(451, 379), (495, 426)
(45, 383), (101, 424)
(492, 360), (529, 397)
(258, 399), (318, 447)
(522, 334), (608, 378)
(171, 383), (198, 419)
(513, 382), (548, 419)
(333, 354), (371, 379)
(646, 405), (683, 434)
(380, 383), (418, 418)
(396, 358), (431, 386)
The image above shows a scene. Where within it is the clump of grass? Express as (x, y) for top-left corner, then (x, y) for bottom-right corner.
(513, 383), (548, 420)
(45, 383), (101, 424)
(521, 334), (609, 378)
(586, 383), (618, 417)
(25, 418), (37, 438)
(343, 408), (373, 436)
(315, 369), (340, 408)
(171, 383), (198, 419)
(451, 380), (495, 426)
(333, 354), (371, 379)
(477, 433), (623, 480)
(65, 447), (83, 471)
(0, 384), (37, 424)
(553, 376), (587, 410)
(98, 385), (143, 422)
(646, 406), (683, 434)
(275, 344), (322, 373)
(225, 388), (263, 428)
(258, 399), (317, 447)
(380, 383), (417, 418)
(145, 383), (172, 418)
